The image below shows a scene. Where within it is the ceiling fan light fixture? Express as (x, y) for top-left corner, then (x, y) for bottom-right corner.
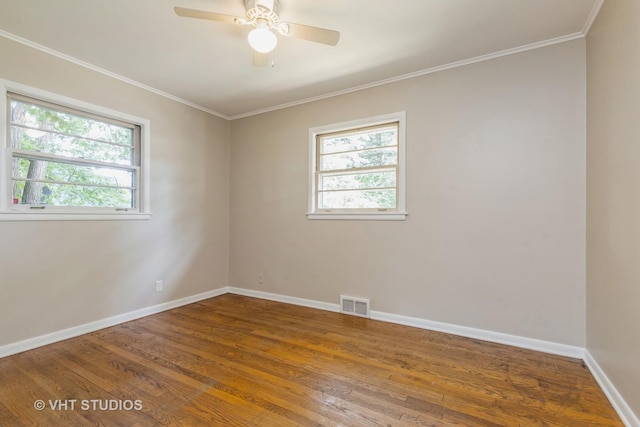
(248, 27), (277, 53)
(175, 0), (340, 66)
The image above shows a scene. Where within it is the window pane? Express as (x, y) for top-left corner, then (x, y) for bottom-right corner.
(320, 147), (397, 171)
(320, 125), (397, 154)
(10, 99), (134, 147)
(13, 181), (135, 208)
(14, 158), (134, 188)
(13, 180), (133, 208)
(10, 126), (133, 165)
(320, 170), (396, 191)
(319, 189), (396, 209)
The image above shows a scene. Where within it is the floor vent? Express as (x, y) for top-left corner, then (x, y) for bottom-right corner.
(340, 295), (370, 318)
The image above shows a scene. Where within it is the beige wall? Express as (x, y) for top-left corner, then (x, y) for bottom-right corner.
(230, 40), (587, 346)
(0, 37), (230, 346)
(587, 0), (640, 417)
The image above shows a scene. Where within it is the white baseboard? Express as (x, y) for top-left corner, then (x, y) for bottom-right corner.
(584, 350), (640, 427)
(227, 287), (341, 312)
(0, 286), (583, 360)
(371, 310), (585, 359)
(227, 287), (583, 359)
(0, 287), (229, 358)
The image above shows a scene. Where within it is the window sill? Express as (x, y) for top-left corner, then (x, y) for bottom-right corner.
(0, 212), (152, 221)
(307, 212), (407, 221)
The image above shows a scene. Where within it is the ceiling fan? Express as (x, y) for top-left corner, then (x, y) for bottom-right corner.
(174, 0), (340, 67)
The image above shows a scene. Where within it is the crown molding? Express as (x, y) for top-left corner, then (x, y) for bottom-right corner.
(0, 29), (230, 120)
(230, 32), (585, 120)
(582, 0), (606, 35)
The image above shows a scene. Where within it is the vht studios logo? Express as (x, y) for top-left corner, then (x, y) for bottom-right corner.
(34, 399), (143, 411)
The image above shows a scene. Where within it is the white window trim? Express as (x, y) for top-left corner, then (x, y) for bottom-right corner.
(0, 79), (151, 221)
(307, 111), (407, 221)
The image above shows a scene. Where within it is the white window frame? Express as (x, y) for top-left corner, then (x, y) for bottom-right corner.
(0, 80), (151, 221)
(308, 111), (407, 221)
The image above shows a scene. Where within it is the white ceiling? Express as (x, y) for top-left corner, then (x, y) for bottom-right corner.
(0, 0), (600, 119)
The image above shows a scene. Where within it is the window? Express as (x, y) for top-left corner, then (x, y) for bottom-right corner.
(0, 80), (150, 220)
(308, 112), (406, 220)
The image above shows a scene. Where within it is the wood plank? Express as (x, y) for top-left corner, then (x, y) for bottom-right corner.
(0, 294), (624, 426)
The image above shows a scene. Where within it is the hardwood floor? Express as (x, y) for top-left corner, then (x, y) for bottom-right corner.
(0, 294), (623, 426)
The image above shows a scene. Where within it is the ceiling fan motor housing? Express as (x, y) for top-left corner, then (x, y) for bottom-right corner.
(245, 0), (280, 22)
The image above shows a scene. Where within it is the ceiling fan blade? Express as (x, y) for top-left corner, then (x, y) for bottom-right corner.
(285, 23), (340, 46)
(174, 7), (240, 25)
(253, 51), (269, 67)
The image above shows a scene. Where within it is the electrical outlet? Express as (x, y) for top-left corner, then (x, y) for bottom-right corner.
(155, 280), (163, 293)
(258, 273), (264, 284)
